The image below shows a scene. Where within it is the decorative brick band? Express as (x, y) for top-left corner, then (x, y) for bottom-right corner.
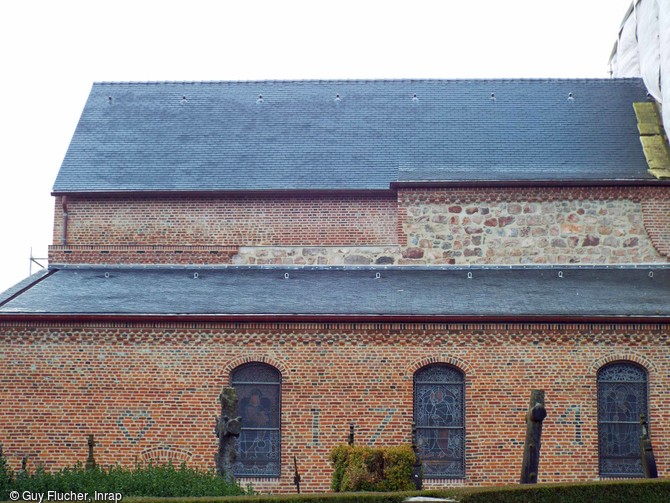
(2, 320), (669, 334)
(140, 446), (193, 465)
(49, 245), (239, 265)
(397, 186), (649, 205)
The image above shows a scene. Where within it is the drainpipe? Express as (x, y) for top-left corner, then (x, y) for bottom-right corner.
(61, 196), (68, 245)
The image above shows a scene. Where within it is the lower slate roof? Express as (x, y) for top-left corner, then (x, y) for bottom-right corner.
(52, 79), (654, 193)
(1, 266), (669, 320)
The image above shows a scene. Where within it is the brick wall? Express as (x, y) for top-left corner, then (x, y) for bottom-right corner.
(52, 192), (398, 249)
(0, 321), (667, 492)
(641, 187), (670, 257)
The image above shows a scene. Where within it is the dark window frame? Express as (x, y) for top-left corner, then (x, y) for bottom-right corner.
(231, 362), (282, 478)
(413, 363), (466, 479)
(597, 361), (649, 478)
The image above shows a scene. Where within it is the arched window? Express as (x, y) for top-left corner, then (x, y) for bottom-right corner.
(414, 364), (466, 478)
(231, 363), (281, 477)
(597, 361), (648, 478)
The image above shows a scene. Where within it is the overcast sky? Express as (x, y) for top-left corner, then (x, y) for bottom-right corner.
(0, 0), (634, 293)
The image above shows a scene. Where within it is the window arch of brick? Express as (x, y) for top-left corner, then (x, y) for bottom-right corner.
(413, 363), (466, 479)
(231, 362), (282, 477)
(406, 355), (474, 377)
(597, 360), (649, 478)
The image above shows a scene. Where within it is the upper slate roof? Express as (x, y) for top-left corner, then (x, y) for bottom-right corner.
(52, 79), (654, 193)
(2, 266), (669, 319)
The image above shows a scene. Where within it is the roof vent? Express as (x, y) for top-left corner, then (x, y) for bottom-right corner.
(412, 93), (419, 102)
(335, 93), (341, 102)
(490, 93), (496, 102)
(180, 95), (187, 104)
(107, 96), (113, 104)
(257, 94), (264, 104)
(567, 92), (575, 102)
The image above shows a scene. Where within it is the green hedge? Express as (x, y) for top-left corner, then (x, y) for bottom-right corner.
(329, 445), (415, 492)
(0, 462), (246, 500)
(59, 479), (669, 503)
(445, 478), (670, 502)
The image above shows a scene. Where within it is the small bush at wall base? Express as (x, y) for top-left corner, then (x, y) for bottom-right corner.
(0, 460), (246, 500)
(0, 449), (12, 497)
(329, 444), (415, 492)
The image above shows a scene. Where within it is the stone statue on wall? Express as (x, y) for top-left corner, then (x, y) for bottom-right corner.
(215, 387), (242, 483)
(520, 390), (547, 484)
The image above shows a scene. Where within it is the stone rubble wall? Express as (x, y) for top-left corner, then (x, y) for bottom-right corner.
(232, 246), (402, 266)
(399, 187), (668, 265)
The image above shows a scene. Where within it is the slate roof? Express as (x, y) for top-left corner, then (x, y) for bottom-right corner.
(52, 79), (654, 193)
(2, 266), (669, 319)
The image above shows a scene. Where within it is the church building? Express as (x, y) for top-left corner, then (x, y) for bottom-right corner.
(0, 79), (668, 492)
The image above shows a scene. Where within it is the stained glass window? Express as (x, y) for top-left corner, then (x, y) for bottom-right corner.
(231, 363), (281, 477)
(414, 364), (465, 478)
(597, 362), (648, 478)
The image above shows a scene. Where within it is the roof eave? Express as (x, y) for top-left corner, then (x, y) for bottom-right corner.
(51, 179), (670, 197)
(50, 188), (395, 197)
(1, 313), (669, 325)
(391, 179), (670, 189)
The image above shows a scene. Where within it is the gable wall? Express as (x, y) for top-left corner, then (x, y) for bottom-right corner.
(0, 321), (667, 492)
(50, 186), (670, 266)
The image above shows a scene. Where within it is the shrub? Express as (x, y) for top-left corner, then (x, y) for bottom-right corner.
(446, 478), (670, 502)
(0, 460), (246, 500)
(0, 447), (13, 495)
(329, 444), (415, 492)
(377, 446), (414, 492)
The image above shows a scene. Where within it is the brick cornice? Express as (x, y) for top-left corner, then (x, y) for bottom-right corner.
(1, 318), (669, 334)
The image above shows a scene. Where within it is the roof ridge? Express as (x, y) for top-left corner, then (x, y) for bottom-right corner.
(93, 77), (645, 86)
(50, 263), (670, 272)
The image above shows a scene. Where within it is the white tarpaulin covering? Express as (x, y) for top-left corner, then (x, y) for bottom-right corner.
(659, 0), (670, 126)
(611, 0), (670, 128)
(611, 3), (641, 77)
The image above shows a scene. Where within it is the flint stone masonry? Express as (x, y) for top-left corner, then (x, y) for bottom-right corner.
(398, 187), (669, 265)
(0, 321), (667, 493)
(233, 246), (402, 266)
